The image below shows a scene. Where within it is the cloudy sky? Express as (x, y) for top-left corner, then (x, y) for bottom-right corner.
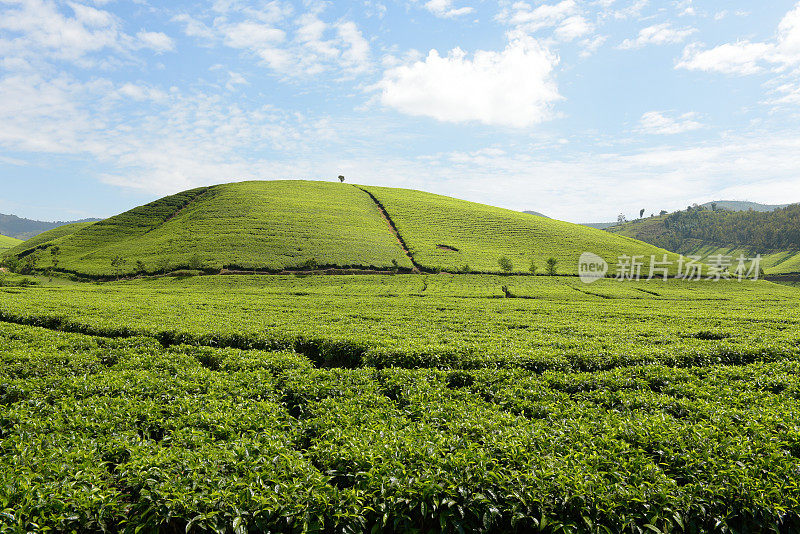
(1, 0), (800, 223)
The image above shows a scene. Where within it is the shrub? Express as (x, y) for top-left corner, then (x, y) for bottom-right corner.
(498, 256), (513, 273)
(188, 254), (203, 270)
(546, 257), (558, 276)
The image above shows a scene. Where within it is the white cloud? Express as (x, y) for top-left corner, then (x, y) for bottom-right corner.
(496, 0), (577, 33)
(336, 21), (371, 73)
(554, 15), (593, 41)
(171, 14), (215, 40)
(0, 0), (173, 65)
(424, 0), (474, 18)
(618, 23), (696, 49)
(677, 3), (800, 75)
(136, 31), (175, 53)
(636, 111), (703, 135)
(173, 5), (370, 78)
(376, 33), (560, 127)
(611, 0), (648, 20)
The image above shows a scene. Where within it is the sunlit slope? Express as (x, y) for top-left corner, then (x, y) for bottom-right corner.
(5, 221), (97, 257)
(362, 185), (683, 274)
(0, 234), (22, 253)
(13, 181), (412, 276)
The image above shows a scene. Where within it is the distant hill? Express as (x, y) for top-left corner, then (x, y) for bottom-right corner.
(582, 222), (617, 230)
(0, 212), (101, 240)
(5, 180), (682, 277)
(609, 204), (800, 275)
(522, 210), (548, 218)
(0, 234), (22, 253)
(699, 200), (789, 212)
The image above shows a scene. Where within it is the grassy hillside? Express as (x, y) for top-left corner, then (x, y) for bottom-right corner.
(4, 221), (96, 257)
(361, 185), (682, 274)
(8, 181), (413, 276)
(611, 206), (800, 275)
(0, 234), (21, 253)
(8, 180), (689, 277)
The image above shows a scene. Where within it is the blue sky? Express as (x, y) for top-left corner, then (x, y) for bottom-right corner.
(1, 0), (800, 223)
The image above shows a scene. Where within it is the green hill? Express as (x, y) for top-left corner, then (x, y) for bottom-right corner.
(359, 185), (681, 274)
(0, 233), (22, 253)
(609, 204), (800, 275)
(6, 180), (684, 277)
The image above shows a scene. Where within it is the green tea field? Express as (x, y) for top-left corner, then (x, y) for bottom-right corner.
(2, 274), (800, 532)
(0, 235), (21, 254)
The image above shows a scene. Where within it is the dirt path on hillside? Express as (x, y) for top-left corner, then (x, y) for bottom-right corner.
(354, 186), (422, 274)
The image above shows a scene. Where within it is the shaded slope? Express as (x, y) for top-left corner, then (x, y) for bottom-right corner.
(361, 185), (683, 274)
(13, 181), (413, 276)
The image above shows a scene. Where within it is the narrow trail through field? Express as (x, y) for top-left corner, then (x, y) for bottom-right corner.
(354, 186), (422, 274)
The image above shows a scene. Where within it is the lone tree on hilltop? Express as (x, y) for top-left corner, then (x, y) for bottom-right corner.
(338, 175), (345, 183)
(640, 208), (645, 218)
(617, 213), (627, 224)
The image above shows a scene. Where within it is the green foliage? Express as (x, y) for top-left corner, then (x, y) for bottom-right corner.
(361, 185), (682, 275)
(0, 233), (22, 254)
(611, 204), (800, 275)
(498, 256), (513, 272)
(187, 254), (203, 271)
(1, 318), (800, 532)
(6, 181), (414, 277)
(546, 257), (558, 276)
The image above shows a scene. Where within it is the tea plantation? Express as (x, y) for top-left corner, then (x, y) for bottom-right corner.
(1, 275), (800, 532)
(0, 235), (21, 254)
(3, 181), (680, 277)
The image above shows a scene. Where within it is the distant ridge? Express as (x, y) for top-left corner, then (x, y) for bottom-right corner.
(582, 222), (616, 230)
(699, 200), (790, 212)
(522, 210), (549, 218)
(0, 212), (101, 240)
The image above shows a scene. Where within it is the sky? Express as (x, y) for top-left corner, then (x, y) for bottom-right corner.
(1, 0), (800, 223)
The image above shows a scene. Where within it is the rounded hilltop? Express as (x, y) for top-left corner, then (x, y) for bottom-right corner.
(4, 179), (679, 278)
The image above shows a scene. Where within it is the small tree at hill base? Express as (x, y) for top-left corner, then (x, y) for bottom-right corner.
(111, 255), (126, 279)
(498, 256), (513, 273)
(529, 260), (537, 275)
(188, 254), (203, 270)
(50, 246), (61, 270)
(546, 257), (558, 276)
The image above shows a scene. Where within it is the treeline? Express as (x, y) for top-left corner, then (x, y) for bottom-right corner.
(650, 204), (800, 251)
